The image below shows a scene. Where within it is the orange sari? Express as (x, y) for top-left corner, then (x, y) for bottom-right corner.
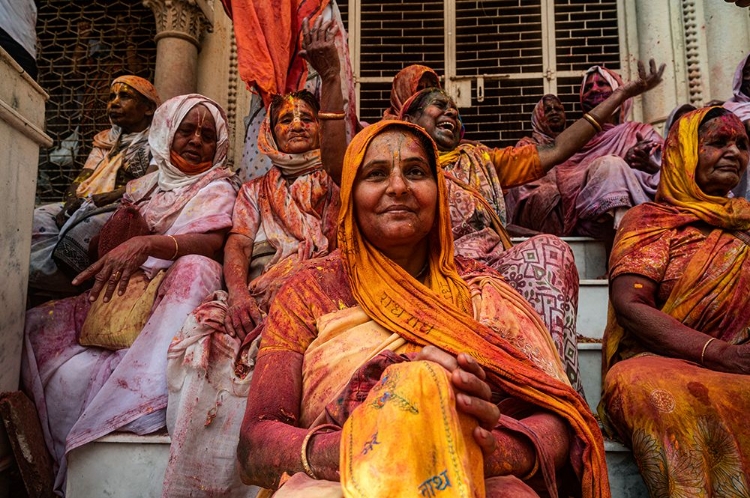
(600, 107), (750, 496)
(336, 121), (608, 498)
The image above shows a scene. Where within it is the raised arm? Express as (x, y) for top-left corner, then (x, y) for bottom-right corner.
(611, 274), (750, 375)
(536, 59), (665, 172)
(301, 17), (347, 185)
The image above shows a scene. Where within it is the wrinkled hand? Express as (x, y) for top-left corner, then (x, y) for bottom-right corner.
(72, 235), (151, 302)
(55, 197), (83, 228)
(625, 132), (660, 173)
(620, 59), (665, 99)
(715, 342), (750, 375)
(300, 16), (340, 80)
(224, 291), (263, 341)
(415, 346), (500, 457)
(91, 189), (123, 208)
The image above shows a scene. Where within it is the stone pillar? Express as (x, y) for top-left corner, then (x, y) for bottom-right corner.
(630, 0), (687, 126)
(702, 0), (750, 102)
(142, 0), (213, 101)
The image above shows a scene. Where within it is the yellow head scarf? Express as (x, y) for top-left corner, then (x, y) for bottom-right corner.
(338, 120), (609, 498)
(338, 120), (474, 329)
(657, 106), (750, 230)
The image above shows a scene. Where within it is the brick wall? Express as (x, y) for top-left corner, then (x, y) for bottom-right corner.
(342, 0), (620, 147)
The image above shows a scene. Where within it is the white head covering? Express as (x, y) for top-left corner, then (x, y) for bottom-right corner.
(724, 53), (750, 123)
(580, 65), (632, 124)
(257, 110), (322, 177)
(148, 93), (229, 191)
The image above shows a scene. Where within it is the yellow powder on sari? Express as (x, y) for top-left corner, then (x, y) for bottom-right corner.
(336, 120), (608, 498)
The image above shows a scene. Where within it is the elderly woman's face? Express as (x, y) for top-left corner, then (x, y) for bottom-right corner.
(409, 93), (460, 152)
(172, 104), (217, 166)
(107, 83), (153, 133)
(273, 98), (320, 154)
(542, 96), (566, 133)
(581, 72), (613, 112)
(696, 114), (750, 196)
(354, 130), (438, 253)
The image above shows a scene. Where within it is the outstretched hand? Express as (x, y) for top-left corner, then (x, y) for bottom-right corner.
(414, 346), (500, 457)
(300, 16), (340, 80)
(621, 59), (666, 99)
(625, 131), (660, 173)
(71, 236), (151, 302)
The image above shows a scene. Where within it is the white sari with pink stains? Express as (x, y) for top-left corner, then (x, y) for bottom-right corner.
(21, 94), (238, 495)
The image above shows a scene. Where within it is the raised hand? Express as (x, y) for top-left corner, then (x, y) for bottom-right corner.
(300, 16), (340, 80)
(625, 131), (660, 173)
(620, 58), (666, 99)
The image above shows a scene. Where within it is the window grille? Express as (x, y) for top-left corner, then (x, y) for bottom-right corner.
(35, 0), (157, 203)
(343, 0), (620, 148)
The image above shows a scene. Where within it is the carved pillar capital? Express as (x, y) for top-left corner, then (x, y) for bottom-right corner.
(142, 0), (213, 48)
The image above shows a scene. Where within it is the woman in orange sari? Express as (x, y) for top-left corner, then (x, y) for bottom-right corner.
(237, 120), (608, 497)
(600, 107), (750, 495)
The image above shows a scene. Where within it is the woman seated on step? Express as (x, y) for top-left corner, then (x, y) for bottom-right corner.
(163, 90), (340, 496)
(28, 75), (161, 301)
(599, 107), (750, 495)
(307, 15), (664, 394)
(237, 120), (610, 498)
(22, 94), (237, 494)
(505, 94), (568, 235)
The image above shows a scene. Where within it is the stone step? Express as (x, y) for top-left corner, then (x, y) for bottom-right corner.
(579, 342), (603, 413)
(578, 279), (608, 339)
(66, 432), (169, 498)
(66, 419), (647, 498)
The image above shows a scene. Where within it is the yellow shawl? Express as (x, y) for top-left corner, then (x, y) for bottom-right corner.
(603, 107), (750, 373)
(338, 120), (609, 498)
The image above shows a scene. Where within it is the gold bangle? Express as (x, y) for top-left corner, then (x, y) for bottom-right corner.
(701, 338), (716, 365)
(521, 452), (539, 480)
(317, 111), (346, 120)
(300, 424), (338, 480)
(582, 113), (603, 133)
(167, 235), (179, 260)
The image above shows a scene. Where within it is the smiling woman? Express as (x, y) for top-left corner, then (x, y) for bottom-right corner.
(236, 120), (609, 497)
(353, 129), (437, 267)
(599, 107), (750, 495)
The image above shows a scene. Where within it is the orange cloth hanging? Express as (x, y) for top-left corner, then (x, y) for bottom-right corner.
(220, 0), (330, 106)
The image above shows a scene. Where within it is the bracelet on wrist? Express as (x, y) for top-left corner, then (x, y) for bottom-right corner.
(582, 113), (603, 133)
(317, 111), (346, 120)
(300, 424), (339, 479)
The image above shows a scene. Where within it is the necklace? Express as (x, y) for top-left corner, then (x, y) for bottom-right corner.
(415, 261), (429, 280)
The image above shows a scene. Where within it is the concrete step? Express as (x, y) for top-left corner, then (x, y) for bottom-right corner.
(579, 342), (603, 413)
(579, 279), (608, 340)
(66, 432), (169, 498)
(66, 421), (647, 498)
(605, 440), (649, 498)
